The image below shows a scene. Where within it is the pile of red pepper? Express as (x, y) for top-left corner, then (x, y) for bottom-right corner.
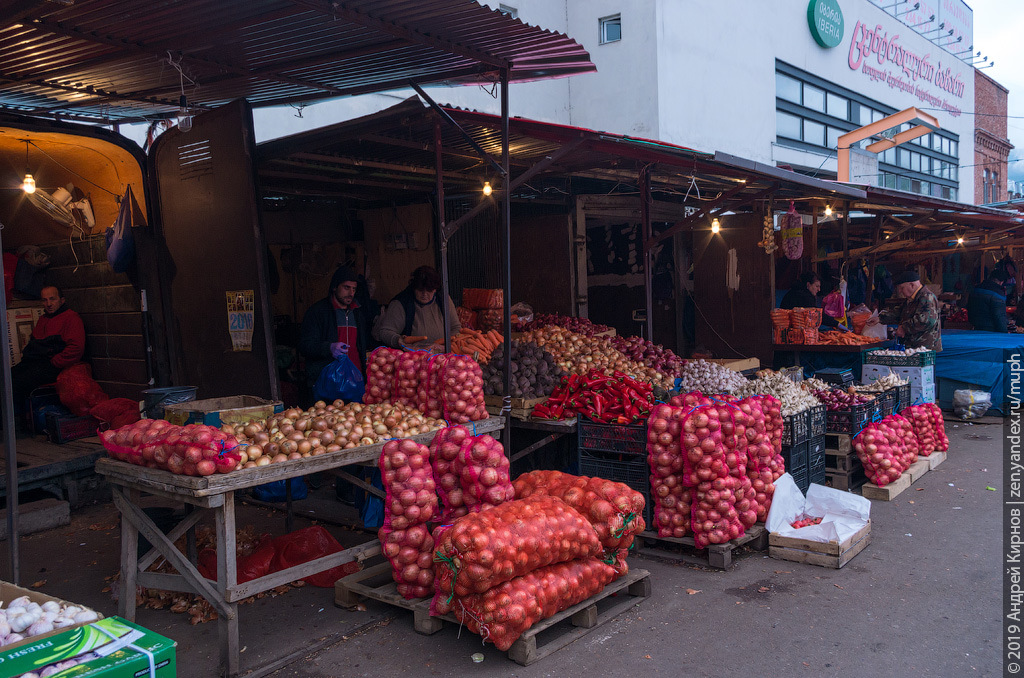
(532, 370), (654, 423)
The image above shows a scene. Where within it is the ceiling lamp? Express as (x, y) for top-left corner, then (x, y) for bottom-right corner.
(711, 217), (721, 234)
(20, 141), (35, 193)
(482, 181), (492, 196)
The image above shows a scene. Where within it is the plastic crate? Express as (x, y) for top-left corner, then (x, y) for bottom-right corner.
(45, 411), (100, 444)
(808, 404), (826, 438)
(782, 410), (810, 447)
(809, 436), (826, 475)
(809, 465), (827, 486)
(875, 390), (895, 417)
(814, 368), (855, 386)
(891, 383), (912, 413)
(578, 449), (652, 525)
(781, 440), (809, 476)
(825, 399), (878, 434)
(864, 349), (936, 367)
(792, 467), (809, 493)
(577, 417), (647, 458)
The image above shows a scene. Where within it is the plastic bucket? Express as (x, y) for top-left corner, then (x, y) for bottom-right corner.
(142, 386), (198, 420)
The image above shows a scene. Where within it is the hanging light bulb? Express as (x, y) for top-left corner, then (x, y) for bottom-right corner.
(824, 205), (833, 217)
(177, 94), (193, 133)
(957, 235), (964, 245)
(20, 140), (35, 193)
(711, 217), (721, 234)
(482, 181), (492, 197)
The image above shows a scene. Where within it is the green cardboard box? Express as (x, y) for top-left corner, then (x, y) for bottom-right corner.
(0, 617), (175, 677)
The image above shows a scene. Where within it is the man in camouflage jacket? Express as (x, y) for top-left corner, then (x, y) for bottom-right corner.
(874, 271), (942, 351)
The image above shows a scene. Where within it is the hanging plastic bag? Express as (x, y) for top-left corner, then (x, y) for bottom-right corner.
(822, 289), (847, 326)
(252, 477), (308, 502)
(780, 202), (803, 260)
(314, 354), (365, 403)
(106, 186), (142, 273)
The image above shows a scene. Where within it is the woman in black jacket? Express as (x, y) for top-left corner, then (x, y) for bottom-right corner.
(779, 271), (840, 328)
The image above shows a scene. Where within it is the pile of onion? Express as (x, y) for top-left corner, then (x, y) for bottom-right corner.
(902, 403), (948, 457)
(439, 355), (488, 423)
(363, 347), (402, 404)
(225, 401), (444, 469)
(852, 414), (918, 486)
(429, 426), (472, 522)
(101, 420), (242, 476)
(455, 434), (515, 512)
(741, 395), (785, 522)
(379, 438), (437, 599)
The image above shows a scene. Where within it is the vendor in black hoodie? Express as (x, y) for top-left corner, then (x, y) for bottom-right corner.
(779, 271), (840, 328)
(967, 269), (1009, 332)
(298, 266), (375, 391)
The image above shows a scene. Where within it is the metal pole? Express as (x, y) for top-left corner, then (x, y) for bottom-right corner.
(435, 119), (451, 354)
(0, 225), (19, 584)
(500, 69), (512, 453)
(641, 167), (653, 342)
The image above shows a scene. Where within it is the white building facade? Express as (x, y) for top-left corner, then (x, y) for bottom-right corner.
(249, 0), (978, 203)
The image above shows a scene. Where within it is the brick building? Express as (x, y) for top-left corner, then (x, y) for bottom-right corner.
(975, 69), (1014, 204)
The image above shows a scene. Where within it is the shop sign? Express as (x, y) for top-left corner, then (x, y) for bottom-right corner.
(226, 290), (255, 351)
(808, 0), (844, 48)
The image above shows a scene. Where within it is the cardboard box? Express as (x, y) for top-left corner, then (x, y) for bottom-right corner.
(0, 617), (175, 677)
(6, 306), (44, 366)
(0, 580), (103, 652)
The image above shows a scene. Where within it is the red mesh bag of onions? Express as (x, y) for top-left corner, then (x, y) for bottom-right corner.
(363, 347), (401, 404)
(157, 423), (244, 476)
(429, 425), (472, 522)
(451, 557), (618, 651)
(379, 438), (438, 599)
(853, 414), (916, 487)
(394, 351), (431, 407)
(512, 469), (646, 554)
(431, 495), (602, 615)
(646, 404), (691, 538)
(454, 434), (515, 514)
(100, 418), (173, 463)
(438, 354), (488, 423)
(742, 395), (785, 522)
(903, 404), (947, 456)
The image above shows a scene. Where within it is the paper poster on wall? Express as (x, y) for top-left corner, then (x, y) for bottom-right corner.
(226, 290), (255, 351)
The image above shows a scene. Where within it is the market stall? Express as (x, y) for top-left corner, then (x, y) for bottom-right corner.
(935, 329), (1024, 414)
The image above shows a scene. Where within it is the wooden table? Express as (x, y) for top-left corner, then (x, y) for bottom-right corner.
(96, 416), (504, 677)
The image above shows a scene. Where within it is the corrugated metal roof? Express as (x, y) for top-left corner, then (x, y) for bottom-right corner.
(0, 0), (595, 124)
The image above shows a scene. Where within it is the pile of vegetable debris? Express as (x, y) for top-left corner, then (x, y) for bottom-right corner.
(532, 370), (653, 423)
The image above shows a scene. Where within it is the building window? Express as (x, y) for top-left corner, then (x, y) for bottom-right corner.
(776, 73), (801, 104)
(777, 111), (801, 140)
(498, 4), (518, 18)
(826, 92), (848, 120)
(994, 171), (999, 201)
(803, 84), (825, 113)
(599, 14), (621, 44)
(984, 170), (991, 204)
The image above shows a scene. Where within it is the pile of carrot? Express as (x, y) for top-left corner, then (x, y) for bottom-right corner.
(817, 331), (881, 346)
(441, 328), (504, 363)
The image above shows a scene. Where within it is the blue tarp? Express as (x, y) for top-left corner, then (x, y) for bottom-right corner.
(936, 330), (1024, 414)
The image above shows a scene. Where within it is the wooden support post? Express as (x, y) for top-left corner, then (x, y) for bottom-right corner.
(216, 493), (239, 677)
(118, 488), (140, 621)
(434, 118), (451, 354)
(641, 166), (653, 341)
(811, 205), (818, 279)
(842, 202), (850, 263)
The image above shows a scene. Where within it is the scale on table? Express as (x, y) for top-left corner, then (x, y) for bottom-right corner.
(632, 308), (647, 340)
(813, 367), (855, 387)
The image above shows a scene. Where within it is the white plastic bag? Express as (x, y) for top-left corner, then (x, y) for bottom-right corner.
(953, 389), (991, 420)
(766, 474), (871, 544)
(862, 311), (888, 339)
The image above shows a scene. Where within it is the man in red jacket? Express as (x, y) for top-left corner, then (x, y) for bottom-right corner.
(11, 285), (85, 413)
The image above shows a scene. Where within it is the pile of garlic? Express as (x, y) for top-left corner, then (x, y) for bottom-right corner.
(734, 372), (821, 416)
(0, 596), (98, 647)
(675, 360), (748, 395)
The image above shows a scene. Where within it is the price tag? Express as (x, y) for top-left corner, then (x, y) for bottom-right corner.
(226, 290), (255, 351)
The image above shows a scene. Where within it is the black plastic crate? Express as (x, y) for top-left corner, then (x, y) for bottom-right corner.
(814, 367), (855, 386)
(792, 467), (809, 493)
(808, 435), (826, 466)
(782, 410), (810, 446)
(876, 389), (895, 417)
(891, 383), (912, 413)
(808, 404), (826, 438)
(781, 440), (809, 476)
(809, 465), (827, 486)
(825, 399), (877, 434)
(579, 449), (652, 525)
(45, 411), (100, 444)
(578, 417), (647, 458)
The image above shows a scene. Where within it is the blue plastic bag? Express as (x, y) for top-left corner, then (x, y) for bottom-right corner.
(105, 186), (139, 273)
(314, 354), (365, 403)
(252, 477), (308, 502)
(356, 468), (385, 529)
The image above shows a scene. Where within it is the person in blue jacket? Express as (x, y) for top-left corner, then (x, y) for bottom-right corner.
(967, 269), (1008, 332)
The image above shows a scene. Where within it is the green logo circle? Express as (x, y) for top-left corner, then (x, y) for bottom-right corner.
(808, 0), (844, 48)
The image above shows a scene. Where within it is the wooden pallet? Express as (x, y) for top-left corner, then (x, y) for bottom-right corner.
(824, 432), (852, 455)
(636, 524), (768, 569)
(334, 544), (650, 666)
(768, 521), (871, 569)
(906, 458), (931, 484)
(825, 449), (861, 473)
(861, 471), (913, 500)
(924, 450), (947, 469)
(826, 466), (868, 492)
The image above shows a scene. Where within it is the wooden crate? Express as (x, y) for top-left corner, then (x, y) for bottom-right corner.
(824, 432), (852, 455)
(768, 521), (871, 569)
(861, 471), (913, 501)
(705, 357), (760, 372)
(484, 394), (548, 411)
(335, 542), (650, 666)
(825, 449), (861, 473)
(636, 524), (768, 569)
(825, 466), (868, 492)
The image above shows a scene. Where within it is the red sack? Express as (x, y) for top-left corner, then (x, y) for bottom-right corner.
(272, 526), (360, 588)
(853, 414), (916, 486)
(456, 306), (477, 330)
(379, 439), (437, 598)
(57, 363), (108, 416)
(196, 535), (277, 585)
(90, 398), (140, 428)
(99, 418), (174, 464)
(513, 470), (646, 554)
(903, 403), (947, 456)
(462, 288), (503, 310)
(439, 354), (487, 423)
(363, 347), (401, 404)
(454, 434), (514, 513)
(431, 496), (602, 614)
(646, 404), (691, 538)
(451, 558), (617, 651)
